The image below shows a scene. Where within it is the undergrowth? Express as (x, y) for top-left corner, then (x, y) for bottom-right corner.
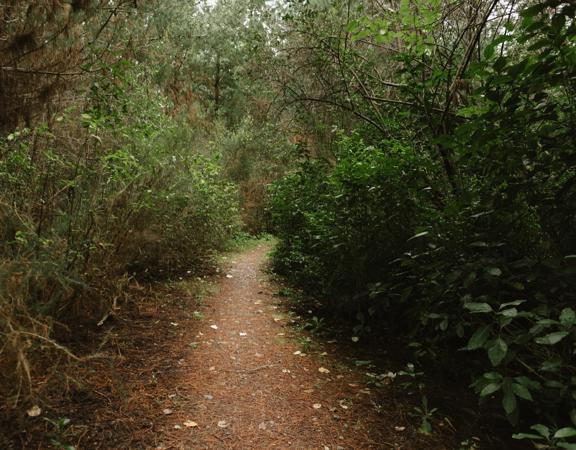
(0, 62), (240, 413)
(268, 3), (576, 447)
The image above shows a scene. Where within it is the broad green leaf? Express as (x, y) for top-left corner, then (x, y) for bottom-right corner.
(480, 382), (501, 397)
(555, 428), (576, 439)
(464, 302), (493, 313)
(530, 424), (550, 439)
(467, 325), (491, 350)
(503, 389), (517, 415)
(488, 338), (508, 366)
(484, 372), (503, 381)
(499, 308), (518, 318)
(535, 331), (569, 345)
(512, 383), (533, 401)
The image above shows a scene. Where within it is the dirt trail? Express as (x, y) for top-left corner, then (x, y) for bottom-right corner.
(154, 243), (441, 450)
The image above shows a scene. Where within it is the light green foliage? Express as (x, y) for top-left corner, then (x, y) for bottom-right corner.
(0, 58), (240, 404)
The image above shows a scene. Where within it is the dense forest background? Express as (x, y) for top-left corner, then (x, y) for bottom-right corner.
(1, 0), (575, 448)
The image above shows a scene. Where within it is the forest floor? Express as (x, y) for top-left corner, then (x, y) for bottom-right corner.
(9, 242), (459, 449)
(148, 243), (447, 450)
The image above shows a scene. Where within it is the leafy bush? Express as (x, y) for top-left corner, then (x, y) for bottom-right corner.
(269, 133), (435, 311)
(0, 65), (240, 408)
(268, 3), (576, 444)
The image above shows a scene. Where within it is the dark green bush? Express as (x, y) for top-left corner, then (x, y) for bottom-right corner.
(268, 3), (576, 444)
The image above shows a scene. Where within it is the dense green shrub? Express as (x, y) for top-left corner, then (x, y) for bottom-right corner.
(269, 134), (436, 306)
(268, 2), (576, 445)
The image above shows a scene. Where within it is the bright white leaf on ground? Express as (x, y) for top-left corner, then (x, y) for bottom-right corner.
(318, 367), (330, 373)
(313, 403), (322, 409)
(184, 420), (198, 428)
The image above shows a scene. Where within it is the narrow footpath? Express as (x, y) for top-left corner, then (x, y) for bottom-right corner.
(153, 244), (446, 450)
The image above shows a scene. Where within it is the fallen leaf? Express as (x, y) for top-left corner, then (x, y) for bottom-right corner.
(217, 420), (230, 428)
(204, 394), (214, 400)
(174, 425), (182, 430)
(184, 420), (198, 428)
(209, 366), (216, 371)
(210, 325), (218, 330)
(239, 332), (247, 336)
(258, 422), (267, 430)
(282, 369), (291, 373)
(351, 336), (359, 342)
(163, 409), (173, 415)
(318, 367), (330, 374)
(394, 426), (406, 432)
(26, 405), (42, 417)
(303, 388), (314, 393)
(293, 351), (302, 355)
(313, 403), (322, 409)
(226, 274), (233, 278)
